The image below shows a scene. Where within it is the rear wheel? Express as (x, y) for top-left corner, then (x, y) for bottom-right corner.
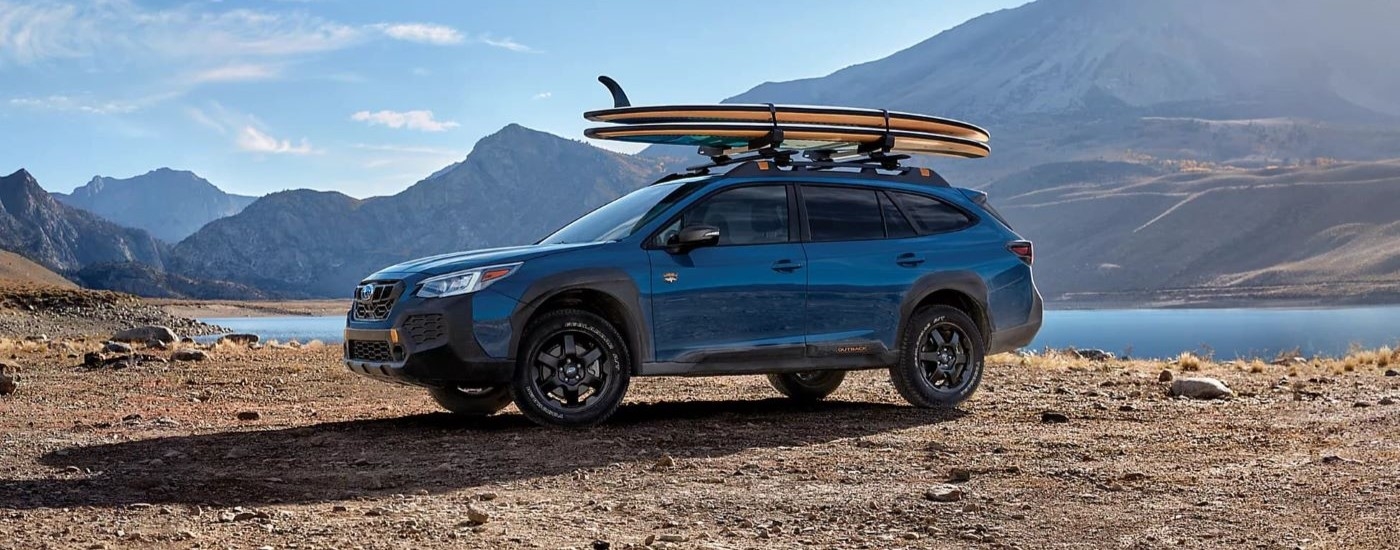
(890, 305), (985, 408)
(510, 309), (631, 427)
(428, 385), (512, 416)
(767, 371), (846, 401)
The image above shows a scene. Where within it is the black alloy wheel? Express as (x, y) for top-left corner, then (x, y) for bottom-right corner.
(511, 309), (630, 427)
(890, 305), (985, 408)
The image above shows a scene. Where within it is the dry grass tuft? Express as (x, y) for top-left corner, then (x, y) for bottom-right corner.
(1175, 352), (1205, 371)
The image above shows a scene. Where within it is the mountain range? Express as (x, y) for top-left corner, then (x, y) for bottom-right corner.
(167, 124), (666, 297)
(4, 0), (1400, 304)
(0, 169), (164, 273)
(54, 168), (256, 243)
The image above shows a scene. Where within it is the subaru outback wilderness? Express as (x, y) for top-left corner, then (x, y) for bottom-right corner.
(344, 157), (1042, 427)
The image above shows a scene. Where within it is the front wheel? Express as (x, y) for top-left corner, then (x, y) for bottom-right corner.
(767, 371), (846, 401)
(510, 309), (631, 427)
(428, 386), (513, 416)
(890, 305), (985, 408)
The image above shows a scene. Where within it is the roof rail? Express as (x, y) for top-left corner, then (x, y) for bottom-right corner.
(654, 157), (950, 187)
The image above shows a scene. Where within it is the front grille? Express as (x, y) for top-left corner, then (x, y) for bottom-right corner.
(347, 340), (395, 362)
(403, 314), (446, 345)
(352, 281), (402, 321)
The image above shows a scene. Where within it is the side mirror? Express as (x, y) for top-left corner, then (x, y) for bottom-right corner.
(668, 224), (721, 254)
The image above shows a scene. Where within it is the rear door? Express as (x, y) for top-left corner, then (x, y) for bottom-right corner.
(647, 184), (808, 362)
(800, 185), (963, 353)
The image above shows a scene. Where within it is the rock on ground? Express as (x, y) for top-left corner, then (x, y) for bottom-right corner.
(0, 362), (16, 395)
(1171, 377), (1234, 400)
(219, 333), (260, 345)
(925, 484), (965, 502)
(171, 349), (209, 362)
(111, 326), (178, 344)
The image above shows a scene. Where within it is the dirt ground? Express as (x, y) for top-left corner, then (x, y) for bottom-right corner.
(1, 342), (1397, 549)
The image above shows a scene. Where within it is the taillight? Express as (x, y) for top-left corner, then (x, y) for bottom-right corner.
(1007, 241), (1033, 265)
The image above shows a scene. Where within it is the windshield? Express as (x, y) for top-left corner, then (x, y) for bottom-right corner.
(539, 177), (709, 245)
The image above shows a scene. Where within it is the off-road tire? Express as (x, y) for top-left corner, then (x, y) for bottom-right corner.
(890, 305), (985, 408)
(766, 371), (846, 401)
(510, 309), (631, 427)
(427, 385), (513, 416)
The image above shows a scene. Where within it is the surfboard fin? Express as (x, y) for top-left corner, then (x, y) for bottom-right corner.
(597, 76), (630, 108)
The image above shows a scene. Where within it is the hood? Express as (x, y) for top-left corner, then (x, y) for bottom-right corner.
(368, 242), (604, 279)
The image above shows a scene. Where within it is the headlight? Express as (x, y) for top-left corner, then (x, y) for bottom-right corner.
(415, 263), (522, 298)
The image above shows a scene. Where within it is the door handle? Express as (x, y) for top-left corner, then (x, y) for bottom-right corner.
(771, 259), (805, 272)
(896, 253), (926, 267)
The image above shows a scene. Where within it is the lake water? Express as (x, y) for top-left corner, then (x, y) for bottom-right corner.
(199, 306), (1400, 359)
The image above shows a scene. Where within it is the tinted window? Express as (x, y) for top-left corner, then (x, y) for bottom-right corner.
(803, 186), (883, 242)
(890, 191), (972, 234)
(659, 185), (789, 246)
(879, 191), (917, 238)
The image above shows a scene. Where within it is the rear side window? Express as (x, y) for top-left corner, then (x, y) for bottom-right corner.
(889, 191), (973, 234)
(803, 186), (883, 241)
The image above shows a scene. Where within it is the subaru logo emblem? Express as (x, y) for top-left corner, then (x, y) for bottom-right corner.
(359, 284), (374, 300)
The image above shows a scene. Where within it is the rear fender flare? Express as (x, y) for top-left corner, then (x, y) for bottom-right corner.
(896, 271), (991, 351)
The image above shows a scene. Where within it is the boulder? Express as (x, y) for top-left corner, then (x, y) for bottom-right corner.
(1170, 377), (1234, 400)
(218, 333), (260, 345)
(112, 326), (178, 344)
(83, 352), (105, 368)
(171, 349), (209, 362)
(0, 362), (17, 396)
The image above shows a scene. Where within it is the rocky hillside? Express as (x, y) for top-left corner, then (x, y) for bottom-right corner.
(55, 168), (256, 243)
(70, 262), (269, 301)
(715, 0), (1400, 187)
(995, 159), (1400, 304)
(170, 125), (667, 297)
(0, 169), (165, 273)
(733, 0), (1400, 121)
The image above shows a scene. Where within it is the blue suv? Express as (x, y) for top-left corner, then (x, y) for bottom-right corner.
(344, 158), (1042, 426)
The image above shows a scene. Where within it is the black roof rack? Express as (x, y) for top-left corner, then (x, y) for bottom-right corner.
(653, 136), (950, 187)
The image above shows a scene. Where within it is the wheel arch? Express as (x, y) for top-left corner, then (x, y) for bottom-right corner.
(509, 270), (649, 373)
(897, 272), (991, 352)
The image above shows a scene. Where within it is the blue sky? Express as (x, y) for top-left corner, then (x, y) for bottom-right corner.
(1, 0), (1026, 198)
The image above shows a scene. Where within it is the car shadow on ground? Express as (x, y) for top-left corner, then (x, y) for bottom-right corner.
(6, 398), (964, 510)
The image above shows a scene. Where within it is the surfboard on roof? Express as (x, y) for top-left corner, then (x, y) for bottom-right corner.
(583, 76), (991, 159)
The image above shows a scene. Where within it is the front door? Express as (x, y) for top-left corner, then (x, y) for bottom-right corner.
(648, 184), (807, 362)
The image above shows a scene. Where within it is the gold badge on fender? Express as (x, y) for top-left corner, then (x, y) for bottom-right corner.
(663, 272), (678, 283)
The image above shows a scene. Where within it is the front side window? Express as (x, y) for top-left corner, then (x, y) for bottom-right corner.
(655, 185), (790, 246)
(889, 191), (973, 234)
(803, 186), (884, 242)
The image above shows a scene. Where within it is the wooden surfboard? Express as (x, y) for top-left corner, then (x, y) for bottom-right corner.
(584, 122), (990, 159)
(584, 104), (990, 143)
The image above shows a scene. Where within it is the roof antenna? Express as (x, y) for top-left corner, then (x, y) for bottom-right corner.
(597, 76), (630, 108)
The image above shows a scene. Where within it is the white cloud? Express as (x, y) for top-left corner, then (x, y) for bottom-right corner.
(0, 1), (362, 66)
(532, 92), (552, 100)
(375, 23), (463, 45)
(351, 110), (459, 132)
(477, 34), (537, 53)
(8, 94), (164, 114)
(237, 126), (317, 155)
(185, 63), (281, 84)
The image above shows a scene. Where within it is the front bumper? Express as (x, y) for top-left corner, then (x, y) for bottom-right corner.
(343, 293), (514, 388)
